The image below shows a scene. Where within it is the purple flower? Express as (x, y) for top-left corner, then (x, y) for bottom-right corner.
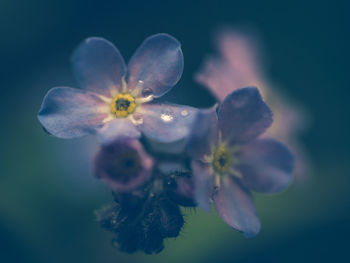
(188, 87), (294, 237)
(38, 34), (196, 144)
(195, 29), (310, 178)
(94, 138), (153, 192)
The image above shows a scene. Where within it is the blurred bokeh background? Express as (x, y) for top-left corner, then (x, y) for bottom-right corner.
(1, 0), (349, 262)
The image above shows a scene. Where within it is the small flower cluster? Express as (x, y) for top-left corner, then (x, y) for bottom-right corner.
(38, 33), (294, 254)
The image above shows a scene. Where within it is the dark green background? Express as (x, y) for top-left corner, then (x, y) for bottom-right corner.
(1, 0), (349, 262)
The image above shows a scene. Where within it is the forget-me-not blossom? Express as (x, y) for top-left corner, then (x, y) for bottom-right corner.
(38, 34), (196, 144)
(188, 87), (294, 238)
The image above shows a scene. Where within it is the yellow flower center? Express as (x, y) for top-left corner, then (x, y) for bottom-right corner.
(111, 93), (137, 118)
(212, 145), (232, 175)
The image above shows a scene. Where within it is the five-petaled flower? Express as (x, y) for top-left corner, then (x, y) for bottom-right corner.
(187, 87), (294, 238)
(38, 34), (196, 144)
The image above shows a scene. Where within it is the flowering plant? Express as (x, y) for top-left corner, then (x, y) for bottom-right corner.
(38, 33), (295, 254)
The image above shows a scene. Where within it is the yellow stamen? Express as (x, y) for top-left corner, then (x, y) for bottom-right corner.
(111, 93), (137, 118)
(212, 145), (232, 175)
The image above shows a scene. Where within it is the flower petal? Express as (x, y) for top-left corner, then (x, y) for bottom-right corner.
(96, 119), (141, 144)
(187, 106), (219, 159)
(237, 139), (294, 193)
(72, 37), (126, 97)
(191, 160), (214, 212)
(137, 103), (198, 143)
(38, 87), (107, 138)
(127, 33), (184, 98)
(94, 139), (153, 192)
(195, 56), (235, 101)
(195, 30), (264, 102)
(218, 87), (273, 143)
(214, 176), (261, 238)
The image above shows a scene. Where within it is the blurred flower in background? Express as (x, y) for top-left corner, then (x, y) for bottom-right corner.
(195, 28), (311, 179)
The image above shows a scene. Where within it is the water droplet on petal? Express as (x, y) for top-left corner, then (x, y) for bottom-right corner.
(181, 110), (189, 117)
(141, 87), (154, 98)
(160, 113), (173, 122)
(160, 110), (174, 122)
